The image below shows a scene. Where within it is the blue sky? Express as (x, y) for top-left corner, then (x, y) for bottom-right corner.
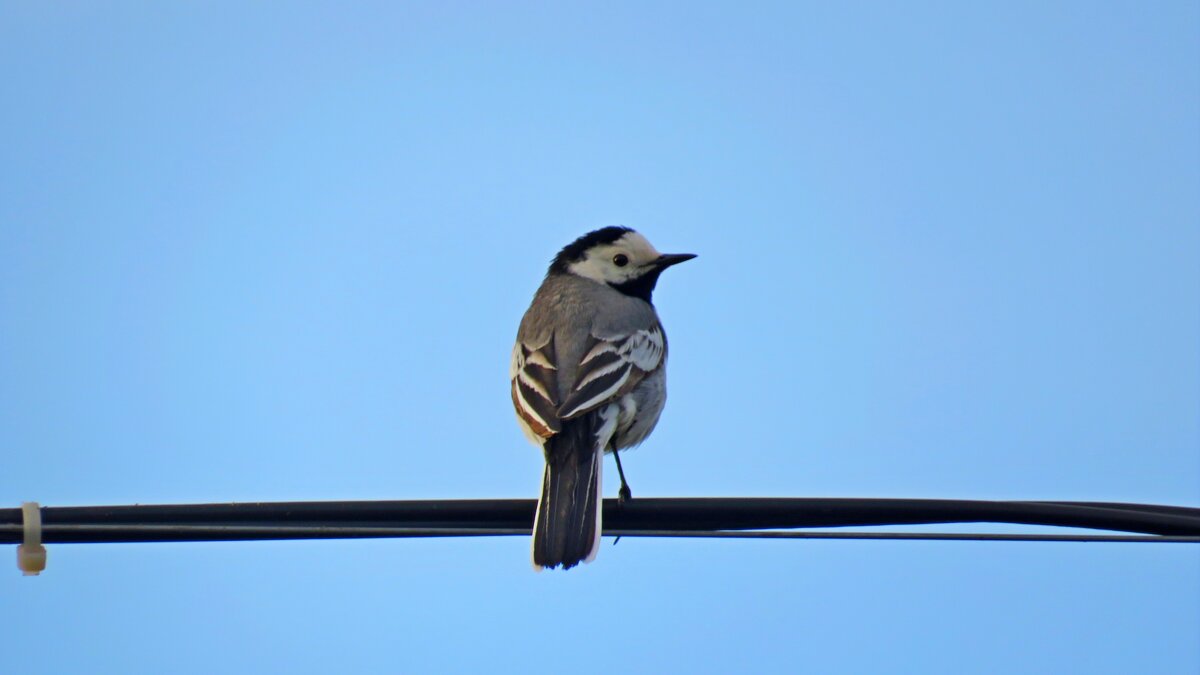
(2, 2), (1197, 673)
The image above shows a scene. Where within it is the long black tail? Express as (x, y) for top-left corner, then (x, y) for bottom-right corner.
(532, 415), (602, 570)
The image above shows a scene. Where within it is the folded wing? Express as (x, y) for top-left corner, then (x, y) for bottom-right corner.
(557, 325), (664, 420)
(511, 338), (561, 439)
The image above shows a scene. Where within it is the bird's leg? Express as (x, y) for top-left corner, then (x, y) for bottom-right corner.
(611, 447), (631, 546)
(612, 448), (633, 503)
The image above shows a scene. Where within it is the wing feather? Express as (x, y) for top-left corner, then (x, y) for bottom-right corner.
(511, 339), (561, 438)
(557, 325), (665, 420)
(513, 325), (666, 433)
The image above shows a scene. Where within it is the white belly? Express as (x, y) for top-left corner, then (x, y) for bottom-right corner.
(609, 367), (666, 452)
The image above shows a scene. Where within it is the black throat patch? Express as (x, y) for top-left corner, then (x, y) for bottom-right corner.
(609, 267), (664, 304)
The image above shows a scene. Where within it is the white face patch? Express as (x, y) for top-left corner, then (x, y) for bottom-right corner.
(567, 231), (662, 285)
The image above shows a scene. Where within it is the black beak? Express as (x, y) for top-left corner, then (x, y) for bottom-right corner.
(654, 253), (697, 269)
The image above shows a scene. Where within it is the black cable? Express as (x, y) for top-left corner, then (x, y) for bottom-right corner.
(2, 523), (1198, 544)
(614, 530), (1200, 543)
(2, 498), (1198, 544)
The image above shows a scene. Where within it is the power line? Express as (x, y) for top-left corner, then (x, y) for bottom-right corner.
(4, 523), (1196, 544)
(612, 530), (1200, 543)
(2, 498), (1198, 545)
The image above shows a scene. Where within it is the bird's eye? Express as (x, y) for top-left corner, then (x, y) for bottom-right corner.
(612, 254), (629, 267)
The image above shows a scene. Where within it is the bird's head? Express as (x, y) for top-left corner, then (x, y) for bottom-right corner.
(548, 226), (696, 303)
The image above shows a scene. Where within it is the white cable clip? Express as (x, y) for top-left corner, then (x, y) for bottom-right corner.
(17, 502), (47, 576)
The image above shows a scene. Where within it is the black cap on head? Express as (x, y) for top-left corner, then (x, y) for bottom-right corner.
(548, 226), (632, 275)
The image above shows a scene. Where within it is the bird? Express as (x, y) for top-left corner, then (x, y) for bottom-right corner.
(511, 226), (695, 570)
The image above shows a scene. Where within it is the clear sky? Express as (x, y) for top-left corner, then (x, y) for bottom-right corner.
(2, 2), (1198, 673)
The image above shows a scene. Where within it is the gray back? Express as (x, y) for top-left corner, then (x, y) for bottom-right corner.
(517, 273), (661, 402)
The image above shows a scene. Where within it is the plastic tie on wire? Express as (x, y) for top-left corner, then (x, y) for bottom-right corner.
(17, 502), (47, 576)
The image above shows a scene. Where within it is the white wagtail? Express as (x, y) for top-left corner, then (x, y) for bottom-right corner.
(511, 227), (695, 570)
